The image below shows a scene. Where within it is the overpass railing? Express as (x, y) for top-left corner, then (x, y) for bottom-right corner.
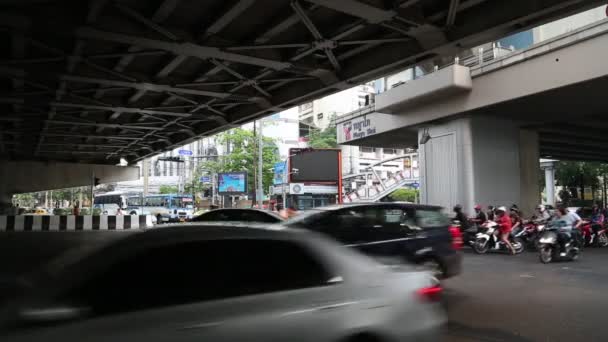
(342, 154), (419, 203)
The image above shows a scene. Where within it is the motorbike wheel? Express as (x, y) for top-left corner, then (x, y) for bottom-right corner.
(473, 238), (489, 254)
(597, 233), (608, 247)
(512, 238), (525, 254)
(539, 245), (553, 264)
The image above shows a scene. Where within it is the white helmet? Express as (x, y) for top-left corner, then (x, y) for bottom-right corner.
(537, 204), (546, 212)
(497, 206), (507, 212)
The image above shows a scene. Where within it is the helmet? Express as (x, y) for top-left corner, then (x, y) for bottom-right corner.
(453, 204), (462, 212)
(474, 204), (482, 210)
(497, 206), (507, 212)
(537, 204), (545, 212)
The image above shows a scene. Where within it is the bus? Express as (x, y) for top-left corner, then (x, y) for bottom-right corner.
(93, 192), (128, 215)
(126, 194), (195, 222)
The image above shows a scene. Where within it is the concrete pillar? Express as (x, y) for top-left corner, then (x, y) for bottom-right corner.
(540, 159), (556, 207)
(419, 116), (540, 216)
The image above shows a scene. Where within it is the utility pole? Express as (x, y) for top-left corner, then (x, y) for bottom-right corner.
(143, 159), (149, 197)
(257, 120), (264, 209)
(90, 173), (94, 209)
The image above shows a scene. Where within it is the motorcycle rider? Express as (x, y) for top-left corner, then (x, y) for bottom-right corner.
(556, 207), (580, 254)
(472, 205), (487, 224)
(535, 205), (551, 222)
(453, 204), (470, 231)
(495, 206), (516, 254)
(510, 205), (523, 233)
(487, 205), (496, 221)
(590, 204), (604, 236)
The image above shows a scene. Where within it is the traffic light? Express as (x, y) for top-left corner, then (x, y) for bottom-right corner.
(94, 177), (100, 186)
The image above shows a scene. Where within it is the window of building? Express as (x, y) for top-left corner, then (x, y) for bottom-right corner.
(317, 113), (323, 119)
(58, 239), (333, 316)
(384, 148), (396, 154)
(360, 147), (375, 153)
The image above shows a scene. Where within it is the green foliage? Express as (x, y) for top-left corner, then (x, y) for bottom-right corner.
(388, 188), (419, 202)
(307, 125), (337, 149)
(159, 185), (179, 194)
(555, 161), (601, 200)
(194, 128), (280, 195)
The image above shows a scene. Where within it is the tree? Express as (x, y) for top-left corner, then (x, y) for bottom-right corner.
(307, 124), (337, 149)
(159, 185), (179, 194)
(195, 128), (280, 196)
(387, 188), (419, 202)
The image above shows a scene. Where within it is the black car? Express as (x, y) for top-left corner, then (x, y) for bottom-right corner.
(191, 209), (284, 223)
(284, 203), (462, 279)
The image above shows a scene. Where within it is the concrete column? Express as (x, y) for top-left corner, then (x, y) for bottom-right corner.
(540, 159), (556, 207)
(519, 130), (541, 216)
(419, 116), (540, 216)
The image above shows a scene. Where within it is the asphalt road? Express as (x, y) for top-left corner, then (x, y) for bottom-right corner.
(443, 248), (608, 342)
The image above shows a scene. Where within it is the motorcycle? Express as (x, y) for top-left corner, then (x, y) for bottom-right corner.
(451, 219), (479, 247)
(473, 221), (525, 254)
(538, 222), (580, 263)
(513, 220), (545, 250)
(579, 221), (608, 247)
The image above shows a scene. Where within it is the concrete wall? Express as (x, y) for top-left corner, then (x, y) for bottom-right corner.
(470, 117), (521, 212)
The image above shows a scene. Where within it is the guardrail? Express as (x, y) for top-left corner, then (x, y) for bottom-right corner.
(0, 215), (154, 231)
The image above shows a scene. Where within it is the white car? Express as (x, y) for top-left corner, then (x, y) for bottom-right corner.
(0, 225), (446, 342)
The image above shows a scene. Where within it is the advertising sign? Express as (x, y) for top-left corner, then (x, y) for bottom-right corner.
(218, 172), (247, 194)
(289, 148), (340, 183)
(273, 162), (286, 185)
(178, 149), (193, 156)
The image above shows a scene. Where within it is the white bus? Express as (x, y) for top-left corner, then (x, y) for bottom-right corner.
(126, 194), (195, 222)
(93, 192), (128, 215)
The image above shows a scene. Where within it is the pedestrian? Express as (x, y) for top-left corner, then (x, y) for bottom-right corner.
(73, 200), (80, 216)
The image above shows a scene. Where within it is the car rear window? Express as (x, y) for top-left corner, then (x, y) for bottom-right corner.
(416, 209), (450, 228)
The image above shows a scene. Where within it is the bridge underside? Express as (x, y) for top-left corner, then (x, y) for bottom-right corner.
(1, 0), (603, 165)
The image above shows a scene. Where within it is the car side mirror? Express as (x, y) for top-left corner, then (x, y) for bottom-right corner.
(19, 305), (90, 324)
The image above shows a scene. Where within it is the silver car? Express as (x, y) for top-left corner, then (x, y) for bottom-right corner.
(0, 225), (445, 342)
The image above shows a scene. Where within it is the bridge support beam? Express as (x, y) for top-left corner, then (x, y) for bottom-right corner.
(418, 116), (540, 216)
(0, 161), (139, 214)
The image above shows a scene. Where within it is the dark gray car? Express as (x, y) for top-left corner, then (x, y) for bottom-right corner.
(284, 203), (462, 279)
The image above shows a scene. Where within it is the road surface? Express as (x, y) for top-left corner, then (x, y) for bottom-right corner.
(443, 248), (608, 341)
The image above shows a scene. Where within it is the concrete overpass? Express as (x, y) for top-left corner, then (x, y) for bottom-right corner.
(0, 0), (605, 206)
(336, 17), (608, 214)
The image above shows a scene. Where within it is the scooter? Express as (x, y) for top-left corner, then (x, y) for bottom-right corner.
(451, 219), (478, 247)
(473, 221), (525, 254)
(538, 222), (580, 263)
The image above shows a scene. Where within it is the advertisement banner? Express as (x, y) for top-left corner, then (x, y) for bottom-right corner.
(273, 162), (285, 185)
(218, 172), (247, 194)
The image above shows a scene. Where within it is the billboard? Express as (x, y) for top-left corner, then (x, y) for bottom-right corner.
(273, 162), (286, 185)
(289, 148), (340, 183)
(218, 172), (247, 194)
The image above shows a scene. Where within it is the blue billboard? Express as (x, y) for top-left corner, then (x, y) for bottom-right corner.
(273, 162), (286, 185)
(218, 172), (247, 194)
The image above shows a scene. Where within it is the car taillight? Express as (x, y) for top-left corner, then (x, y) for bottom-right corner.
(449, 226), (463, 250)
(416, 285), (442, 302)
